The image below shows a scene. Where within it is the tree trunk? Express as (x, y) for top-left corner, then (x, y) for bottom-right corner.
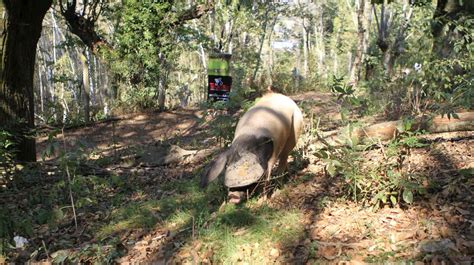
(267, 15), (279, 84)
(349, 0), (365, 85)
(431, 0), (458, 58)
(0, 0), (52, 162)
(302, 17), (309, 77)
(373, 3), (393, 75)
(332, 28), (341, 75)
(252, 9), (271, 83)
(157, 53), (168, 110)
(79, 52), (90, 123)
(373, 1), (413, 77)
(315, 3), (326, 79)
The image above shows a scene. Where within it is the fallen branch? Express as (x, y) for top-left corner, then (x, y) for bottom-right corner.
(315, 112), (474, 147)
(353, 112), (474, 141)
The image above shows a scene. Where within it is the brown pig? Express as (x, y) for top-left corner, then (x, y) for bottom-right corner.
(200, 93), (303, 202)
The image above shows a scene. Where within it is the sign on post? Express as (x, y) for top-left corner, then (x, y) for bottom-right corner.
(207, 53), (232, 101)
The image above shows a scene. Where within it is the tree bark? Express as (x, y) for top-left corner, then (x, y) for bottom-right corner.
(0, 0), (52, 162)
(80, 52), (90, 123)
(352, 112), (474, 141)
(349, 0), (365, 85)
(59, 0), (108, 53)
(316, 112), (474, 149)
(302, 17), (309, 77)
(252, 9), (271, 83)
(326, 112), (474, 146)
(157, 52), (168, 110)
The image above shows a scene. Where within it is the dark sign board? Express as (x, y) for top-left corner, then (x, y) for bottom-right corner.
(208, 75), (232, 101)
(207, 53), (232, 101)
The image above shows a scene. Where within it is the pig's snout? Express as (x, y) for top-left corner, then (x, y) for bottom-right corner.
(228, 190), (245, 204)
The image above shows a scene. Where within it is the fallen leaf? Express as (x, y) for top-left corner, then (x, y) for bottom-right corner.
(439, 226), (452, 237)
(318, 245), (340, 260)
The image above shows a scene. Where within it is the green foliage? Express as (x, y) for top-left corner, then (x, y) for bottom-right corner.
(330, 76), (373, 119)
(201, 88), (265, 147)
(314, 120), (427, 208)
(106, 0), (179, 109)
(330, 75), (355, 100)
(119, 86), (159, 110)
(362, 4), (474, 118)
(0, 130), (16, 172)
(201, 100), (238, 147)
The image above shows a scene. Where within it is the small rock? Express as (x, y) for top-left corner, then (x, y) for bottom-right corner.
(270, 248), (280, 257)
(13, 236), (28, 248)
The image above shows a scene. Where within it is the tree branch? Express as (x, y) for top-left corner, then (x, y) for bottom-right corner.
(58, 0), (109, 53)
(171, 4), (214, 27)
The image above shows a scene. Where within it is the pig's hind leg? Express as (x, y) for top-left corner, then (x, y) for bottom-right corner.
(276, 134), (296, 175)
(276, 145), (292, 174)
(277, 111), (303, 174)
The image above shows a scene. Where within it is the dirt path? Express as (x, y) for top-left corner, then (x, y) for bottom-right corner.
(36, 109), (212, 160)
(7, 91), (473, 263)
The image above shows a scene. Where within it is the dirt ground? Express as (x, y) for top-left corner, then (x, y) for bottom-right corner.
(9, 92), (474, 263)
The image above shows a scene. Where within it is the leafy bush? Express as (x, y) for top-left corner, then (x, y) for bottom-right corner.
(314, 120), (427, 208)
(0, 130), (17, 188)
(330, 75), (373, 118)
(119, 85), (159, 111)
(0, 130), (15, 167)
(201, 101), (238, 147)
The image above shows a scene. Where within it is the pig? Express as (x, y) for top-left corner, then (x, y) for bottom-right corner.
(200, 92), (304, 203)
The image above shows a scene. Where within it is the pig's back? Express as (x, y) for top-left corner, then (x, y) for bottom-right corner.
(234, 93), (300, 155)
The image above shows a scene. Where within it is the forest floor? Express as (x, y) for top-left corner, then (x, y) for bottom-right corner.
(1, 91), (473, 264)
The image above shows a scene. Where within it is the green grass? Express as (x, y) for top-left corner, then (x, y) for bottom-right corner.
(187, 201), (304, 263)
(93, 176), (305, 263)
(97, 200), (160, 239)
(2, 162), (307, 263)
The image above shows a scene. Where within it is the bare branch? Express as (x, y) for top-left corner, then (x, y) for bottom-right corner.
(82, 0), (88, 17)
(58, 0), (109, 53)
(171, 4), (214, 27)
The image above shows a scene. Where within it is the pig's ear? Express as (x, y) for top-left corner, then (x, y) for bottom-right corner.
(200, 151), (229, 188)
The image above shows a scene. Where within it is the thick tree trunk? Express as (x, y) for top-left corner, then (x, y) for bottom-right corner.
(0, 0), (52, 162)
(431, 0), (458, 58)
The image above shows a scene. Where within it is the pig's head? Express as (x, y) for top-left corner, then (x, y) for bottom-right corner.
(200, 134), (273, 189)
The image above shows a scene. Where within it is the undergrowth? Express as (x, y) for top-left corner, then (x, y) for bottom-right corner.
(313, 117), (429, 208)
